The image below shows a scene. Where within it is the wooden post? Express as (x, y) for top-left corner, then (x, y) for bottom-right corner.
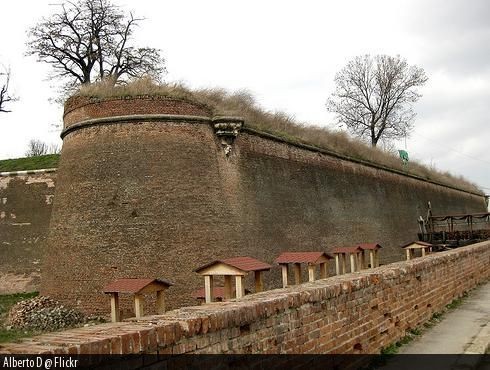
(370, 250), (375, 268)
(341, 254), (347, 274)
(308, 264), (315, 282)
(110, 293), (120, 323)
(406, 249), (411, 260)
(156, 290), (166, 314)
(421, 247), (426, 257)
(350, 253), (356, 272)
(134, 294), (144, 318)
(224, 275), (232, 300)
(320, 262), (328, 279)
(293, 263), (301, 285)
(281, 264), (288, 288)
(335, 255), (340, 275)
(235, 275), (244, 298)
(204, 275), (214, 303)
(357, 252), (364, 270)
(469, 215), (473, 238)
(375, 249), (379, 267)
(254, 271), (264, 292)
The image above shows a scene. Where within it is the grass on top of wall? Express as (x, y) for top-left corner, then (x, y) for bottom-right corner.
(71, 78), (483, 195)
(0, 154), (60, 172)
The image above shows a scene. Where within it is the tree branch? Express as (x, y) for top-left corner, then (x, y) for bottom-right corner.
(26, 0), (166, 92)
(326, 54), (427, 147)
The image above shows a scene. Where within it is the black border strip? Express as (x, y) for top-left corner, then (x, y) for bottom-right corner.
(0, 354), (487, 370)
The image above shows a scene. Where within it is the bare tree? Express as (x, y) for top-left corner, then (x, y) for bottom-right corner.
(25, 139), (61, 157)
(0, 65), (17, 113)
(326, 55), (428, 147)
(26, 0), (166, 91)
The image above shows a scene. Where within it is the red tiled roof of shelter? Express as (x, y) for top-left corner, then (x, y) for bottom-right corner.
(331, 246), (363, 254)
(275, 252), (333, 264)
(195, 256), (271, 273)
(401, 241), (433, 248)
(103, 278), (173, 294)
(223, 257), (271, 271)
(357, 243), (382, 250)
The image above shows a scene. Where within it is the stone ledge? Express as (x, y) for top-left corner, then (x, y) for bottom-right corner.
(0, 168), (57, 177)
(60, 114), (212, 139)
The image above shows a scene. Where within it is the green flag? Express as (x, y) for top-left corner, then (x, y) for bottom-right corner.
(398, 150), (409, 163)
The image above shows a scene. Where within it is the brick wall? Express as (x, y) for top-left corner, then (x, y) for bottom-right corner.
(0, 170), (56, 293)
(42, 96), (487, 314)
(2, 241), (488, 355)
(63, 95), (211, 130)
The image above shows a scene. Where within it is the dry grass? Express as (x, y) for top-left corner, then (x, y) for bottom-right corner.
(76, 78), (197, 102)
(72, 79), (482, 194)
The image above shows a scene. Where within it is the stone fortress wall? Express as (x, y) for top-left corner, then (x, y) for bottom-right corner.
(0, 169), (56, 293)
(39, 96), (486, 315)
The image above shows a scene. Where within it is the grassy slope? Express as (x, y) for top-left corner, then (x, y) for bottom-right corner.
(0, 154), (59, 172)
(0, 292), (39, 343)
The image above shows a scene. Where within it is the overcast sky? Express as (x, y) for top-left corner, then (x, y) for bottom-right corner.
(1, 0), (489, 194)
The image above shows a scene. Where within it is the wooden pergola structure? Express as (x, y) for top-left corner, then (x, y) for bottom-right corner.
(274, 252), (333, 288)
(103, 278), (173, 322)
(402, 241), (434, 260)
(428, 212), (490, 234)
(357, 243), (382, 268)
(194, 256), (271, 303)
(331, 246), (363, 275)
(419, 202), (490, 243)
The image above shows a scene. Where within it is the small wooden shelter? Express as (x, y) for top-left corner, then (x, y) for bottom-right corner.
(103, 278), (173, 322)
(194, 257), (271, 303)
(357, 243), (382, 268)
(402, 241), (434, 260)
(274, 252), (333, 288)
(331, 246), (364, 275)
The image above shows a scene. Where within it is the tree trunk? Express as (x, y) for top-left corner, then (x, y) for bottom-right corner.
(371, 126), (377, 147)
